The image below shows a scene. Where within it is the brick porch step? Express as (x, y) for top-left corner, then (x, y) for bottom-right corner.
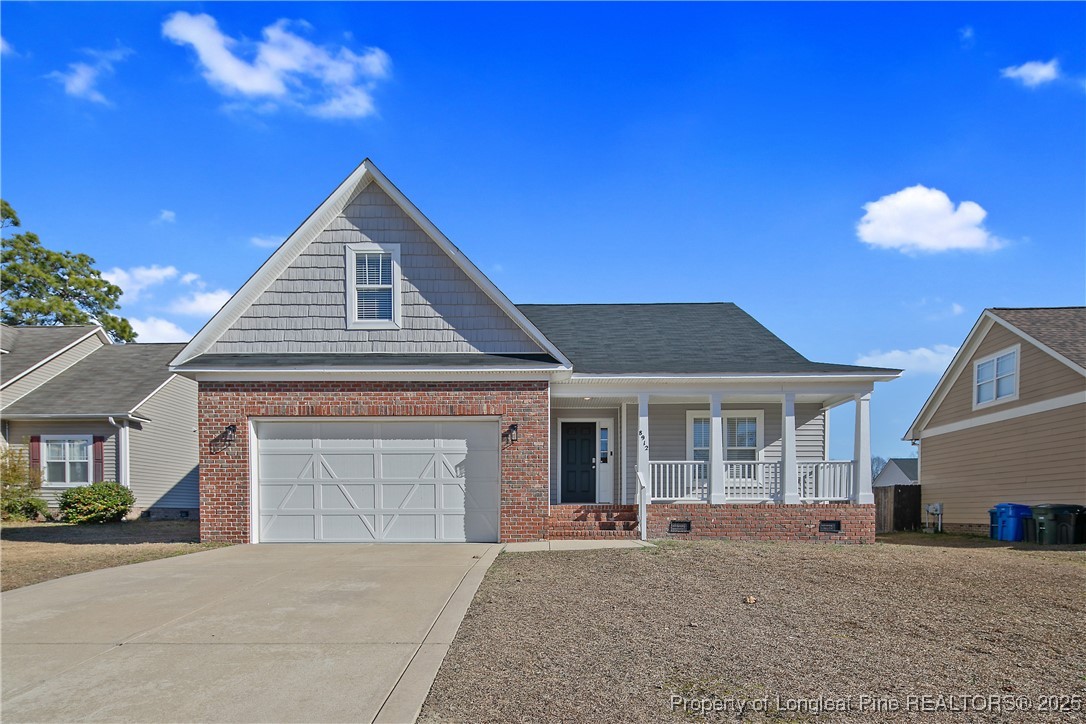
(545, 529), (642, 540)
(545, 504), (641, 539)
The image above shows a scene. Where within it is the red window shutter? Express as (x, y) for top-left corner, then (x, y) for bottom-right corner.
(29, 435), (41, 473)
(93, 436), (105, 483)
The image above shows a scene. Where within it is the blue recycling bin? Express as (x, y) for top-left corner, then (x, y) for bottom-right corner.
(991, 503), (1033, 542)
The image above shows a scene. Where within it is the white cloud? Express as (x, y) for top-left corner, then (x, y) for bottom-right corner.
(162, 12), (391, 119)
(169, 289), (232, 316)
(1001, 59), (1060, 88)
(131, 316), (192, 343)
(1, 36), (15, 56)
(950, 302), (965, 316)
(857, 185), (1004, 254)
(47, 46), (132, 105)
(958, 26), (974, 48)
(249, 235), (283, 248)
(856, 344), (959, 375)
(157, 209), (177, 224)
(180, 272), (201, 285)
(103, 264), (179, 301)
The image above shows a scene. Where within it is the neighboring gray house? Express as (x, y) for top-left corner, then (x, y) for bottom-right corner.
(872, 457), (918, 487)
(1, 325), (199, 517)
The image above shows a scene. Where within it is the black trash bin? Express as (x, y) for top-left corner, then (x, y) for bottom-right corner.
(1030, 504), (1086, 545)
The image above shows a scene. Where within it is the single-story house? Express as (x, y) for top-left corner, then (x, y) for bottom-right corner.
(905, 307), (1086, 535)
(169, 159), (900, 545)
(872, 457), (918, 487)
(1, 325), (199, 517)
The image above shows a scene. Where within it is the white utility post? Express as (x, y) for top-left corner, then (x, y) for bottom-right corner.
(854, 392), (874, 504)
(708, 392), (725, 503)
(781, 392), (800, 504)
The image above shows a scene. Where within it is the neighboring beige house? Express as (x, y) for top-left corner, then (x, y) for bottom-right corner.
(905, 307), (1086, 535)
(1, 325), (200, 518)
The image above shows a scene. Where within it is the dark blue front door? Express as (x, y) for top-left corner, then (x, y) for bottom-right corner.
(561, 422), (596, 503)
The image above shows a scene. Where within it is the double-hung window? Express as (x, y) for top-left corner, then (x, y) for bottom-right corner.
(42, 435), (92, 486)
(974, 345), (1018, 409)
(346, 242), (401, 329)
(687, 410), (764, 474)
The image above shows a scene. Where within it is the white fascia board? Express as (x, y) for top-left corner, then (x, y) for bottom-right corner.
(552, 381), (877, 399)
(903, 313), (994, 441)
(0, 413), (151, 423)
(169, 161), (375, 368)
(171, 158), (573, 369)
(561, 371), (899, 383)
(1, 327), (110, 389)
(362, 163), (572, 367)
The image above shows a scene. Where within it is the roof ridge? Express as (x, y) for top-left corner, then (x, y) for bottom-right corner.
(989, 306), (1086, 311)
(516, 302), (736, 307)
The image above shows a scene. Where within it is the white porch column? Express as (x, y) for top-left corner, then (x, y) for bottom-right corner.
(708, 392), (725, 504)
(637, 394), (650, 541)
(780, 392), (800, 504)
(854, 393), (874, 504)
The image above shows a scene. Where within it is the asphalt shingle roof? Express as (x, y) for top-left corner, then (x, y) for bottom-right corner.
(2, 343), (185, 417)
(517, 303), (896, 375)
(989, 307), (1086, 368)
(0, 325), (101, 384)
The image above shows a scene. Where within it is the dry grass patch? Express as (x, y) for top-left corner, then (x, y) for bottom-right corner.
(1, 520), (228, 591)
(421, 535), (1086, 723)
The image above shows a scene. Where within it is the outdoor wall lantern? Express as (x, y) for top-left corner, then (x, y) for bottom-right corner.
(503, 424), (519, 444)
(223, 424), (237, 444)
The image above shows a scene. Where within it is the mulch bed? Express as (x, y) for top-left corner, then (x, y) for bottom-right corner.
(421, 535), (1086, 722)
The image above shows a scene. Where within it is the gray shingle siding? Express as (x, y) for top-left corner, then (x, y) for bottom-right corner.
(210, 182), (542, 355)
(129, 376), (199, 510)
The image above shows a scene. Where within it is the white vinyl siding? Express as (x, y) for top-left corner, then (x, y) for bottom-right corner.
(974, 345), (1019, 409)
(42, 435), (92, 486)
(347, 242), (400, 329)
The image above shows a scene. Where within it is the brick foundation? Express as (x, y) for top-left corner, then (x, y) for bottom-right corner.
(645, 503), (875, 544)
(941, 522), (990, 537)
(198, 380), (549, 543)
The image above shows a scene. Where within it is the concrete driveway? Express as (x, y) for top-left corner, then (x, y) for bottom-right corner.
(1, 543), (499, 723)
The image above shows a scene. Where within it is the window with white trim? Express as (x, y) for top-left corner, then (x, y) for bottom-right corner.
(42, 435), (92, 486)
(974, 345), (1018, 408)
(346, 242), (401, 329)
(687, 411), (764, 463)
(726, 416), (759, 461)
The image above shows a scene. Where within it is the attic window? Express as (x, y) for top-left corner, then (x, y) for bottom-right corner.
(346, 242), (401, 329)
(973, 344), (1018, 409)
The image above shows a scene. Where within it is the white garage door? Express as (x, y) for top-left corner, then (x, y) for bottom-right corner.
(255, 420), (499, 543)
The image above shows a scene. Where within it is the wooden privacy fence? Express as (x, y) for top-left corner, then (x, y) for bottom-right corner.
(875, 485), (922, 534)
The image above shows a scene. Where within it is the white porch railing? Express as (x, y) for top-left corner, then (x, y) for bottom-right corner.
(724, 461), (782, 501)
(649, 461), (708, 501)
(797, 461), (853, 501)
(648, 460), (854, 502)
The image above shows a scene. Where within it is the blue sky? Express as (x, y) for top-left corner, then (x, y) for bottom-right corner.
(2, 2), (1084, 459)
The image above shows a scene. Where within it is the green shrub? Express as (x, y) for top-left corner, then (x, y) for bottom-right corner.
(59, 481), (135, 524)
(1, 447), (48, 521)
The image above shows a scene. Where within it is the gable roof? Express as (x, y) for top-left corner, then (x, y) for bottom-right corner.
(1, 344), (185, 419)
(170, 159), (571, 370)
(905, 307), (1086, 439)
(0, 325), (109, 386)
(886, 457), (918, 481)
(518, 303), (899, 376)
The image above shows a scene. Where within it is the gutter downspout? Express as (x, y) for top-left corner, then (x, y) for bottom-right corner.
(108, 417), (130, 488)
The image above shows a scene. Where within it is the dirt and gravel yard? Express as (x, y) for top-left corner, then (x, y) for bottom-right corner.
(421, 534), (1086, 722)
(0, 520), (228, 591)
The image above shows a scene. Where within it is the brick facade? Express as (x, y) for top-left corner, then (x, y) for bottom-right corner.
(197, 380), (549, 543)
(645, 503), (876, 544)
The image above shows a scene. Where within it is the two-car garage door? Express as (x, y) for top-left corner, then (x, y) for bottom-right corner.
(255, 420), (499, 543)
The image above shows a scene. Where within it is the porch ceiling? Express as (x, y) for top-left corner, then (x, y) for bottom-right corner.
(552, 393), (848, 408)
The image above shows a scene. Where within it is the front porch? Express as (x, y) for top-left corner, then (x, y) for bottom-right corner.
(547, 386), (877, 542)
